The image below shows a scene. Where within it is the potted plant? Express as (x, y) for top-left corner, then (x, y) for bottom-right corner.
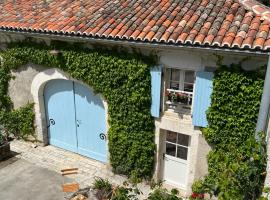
(166, 91), (178, 111)
(0, 126), (11, 161)
(166, 91), (177, 103)
(176, 92), (188, 104)
(190, 180), (206, 200)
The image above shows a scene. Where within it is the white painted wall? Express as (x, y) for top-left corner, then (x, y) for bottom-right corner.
(160, 50), (203, 71)
(159, 49), (267, 72)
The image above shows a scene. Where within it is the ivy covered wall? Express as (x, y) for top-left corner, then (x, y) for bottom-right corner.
(0, 41), (156, 179)
(191, 62), (267, 199)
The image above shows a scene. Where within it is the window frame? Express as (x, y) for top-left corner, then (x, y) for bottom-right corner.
(165, 131), (190, 161)
(166, 68), (196, 111)
(169, 68), (195, 93)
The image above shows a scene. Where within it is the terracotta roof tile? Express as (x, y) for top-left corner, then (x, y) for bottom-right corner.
(0, 0), (270, 52)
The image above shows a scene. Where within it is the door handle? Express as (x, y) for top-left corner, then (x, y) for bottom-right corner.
(76, 120), (82, 127)
(99, 133), (107, 141)
(47, 119), (55, 128)
(163, 153), (165, 160)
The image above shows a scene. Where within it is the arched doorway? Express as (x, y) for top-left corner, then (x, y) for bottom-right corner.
(44, 79), (107, 163)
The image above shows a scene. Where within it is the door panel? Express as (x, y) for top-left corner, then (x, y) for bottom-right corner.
(74, 82), (107, 163)
(44, 80), (77, 152)
(163, 131), (189, 188)
(164, 155), (188, 188)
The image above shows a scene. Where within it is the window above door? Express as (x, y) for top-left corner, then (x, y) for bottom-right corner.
(165, 68), (195, 114)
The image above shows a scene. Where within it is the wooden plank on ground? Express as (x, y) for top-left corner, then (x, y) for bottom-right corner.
(61, 168), (79, 172)
(62, 183), (79, 192)
(62, 171), (78, 176)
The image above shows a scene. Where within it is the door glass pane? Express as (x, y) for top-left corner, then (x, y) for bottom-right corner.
(166, 143), (176, 156)
(177, 134), (189, 147)
(177, 146), (188, 160)
(171, 69), (180, 81)
(166, 131), (177, 143)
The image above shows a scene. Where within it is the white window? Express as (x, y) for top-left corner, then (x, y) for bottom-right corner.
(166, 68), (195, 111)
(169, 69), (195, 93)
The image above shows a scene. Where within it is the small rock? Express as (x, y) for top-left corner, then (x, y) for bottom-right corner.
(70, 194), (88, 200)
(31, 144), (37, 148)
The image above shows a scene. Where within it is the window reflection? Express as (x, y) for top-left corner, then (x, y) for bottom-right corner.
(166, 131), (177, 143)
(166, 143), (176, 157)
(165, 131), (190, 161)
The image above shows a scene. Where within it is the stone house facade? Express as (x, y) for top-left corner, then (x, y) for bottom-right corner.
(0, 0), (270, 196)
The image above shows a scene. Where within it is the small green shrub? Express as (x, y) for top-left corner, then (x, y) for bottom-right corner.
(0, 103), (35, 139)
(259, 187), (270, 200)
(93, 177), (113, 199)
(111, 185), (139, 200)
(149, 179), (163, 189)
(189, 180), (206, 199)
(147, 187), (182, 200)
(92, 178), (141, 200)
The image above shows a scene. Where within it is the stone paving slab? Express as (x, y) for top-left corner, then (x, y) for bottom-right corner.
(10, 140), (151, 199)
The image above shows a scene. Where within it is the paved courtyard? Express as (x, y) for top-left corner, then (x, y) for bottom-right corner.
(6, 140), (151, 199)
(0, 158), (71, 200)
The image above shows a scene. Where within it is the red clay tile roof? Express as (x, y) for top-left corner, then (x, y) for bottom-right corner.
(0, 0), (270, 52)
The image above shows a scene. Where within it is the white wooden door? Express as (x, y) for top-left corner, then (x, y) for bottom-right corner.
(163, 131), (190, 188)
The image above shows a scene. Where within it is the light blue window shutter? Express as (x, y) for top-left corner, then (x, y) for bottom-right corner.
(151, 65), (162, 118)
(192, 71), (214, 127)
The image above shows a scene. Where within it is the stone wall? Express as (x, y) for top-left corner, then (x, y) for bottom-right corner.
(8, 64), (47, 109)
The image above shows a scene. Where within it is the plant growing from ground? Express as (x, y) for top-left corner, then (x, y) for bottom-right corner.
(0, 103), (35, 140)
(148, 187), (182, 200)
(259, 187), (270, 200)
(149, 179), (163, 189)
(93, 177), (113, 199)
(189, 180), (206, 200)
(92, 178), (141, 200)
(111, 185), (140, 200)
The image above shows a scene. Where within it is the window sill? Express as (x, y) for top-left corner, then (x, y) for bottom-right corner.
(166, 101), (191, 114)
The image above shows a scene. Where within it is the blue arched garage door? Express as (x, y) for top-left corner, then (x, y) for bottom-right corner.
(44, 79), (107, 163)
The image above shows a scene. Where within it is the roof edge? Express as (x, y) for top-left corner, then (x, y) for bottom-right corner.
(239, 0), (270, 22)
(1, 29), (269, 56)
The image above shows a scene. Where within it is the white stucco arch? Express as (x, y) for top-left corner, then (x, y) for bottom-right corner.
(31, 68), (108, 146)
(31, 68), (72, 144)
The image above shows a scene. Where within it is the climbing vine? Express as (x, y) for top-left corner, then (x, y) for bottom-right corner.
(0, 103), (35, 140)
(191, 62), (267, 199)
(0, 40), (156, 179)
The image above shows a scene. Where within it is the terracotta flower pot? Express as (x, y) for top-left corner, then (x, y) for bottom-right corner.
(0, 142), (10, 161)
